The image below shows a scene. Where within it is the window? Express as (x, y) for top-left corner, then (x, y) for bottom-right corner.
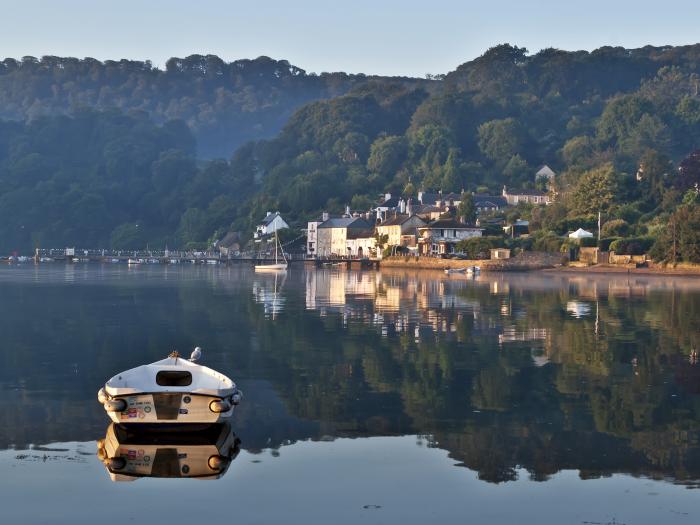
(156, 371), (192, 386)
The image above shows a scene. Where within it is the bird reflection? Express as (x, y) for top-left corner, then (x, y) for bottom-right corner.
(97, 423), (240, 482)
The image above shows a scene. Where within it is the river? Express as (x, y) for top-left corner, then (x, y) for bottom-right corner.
(0, 264), (698, 524)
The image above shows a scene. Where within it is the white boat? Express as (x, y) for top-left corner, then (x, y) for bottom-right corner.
(97, 422), (240, 482)
(97, 349), (242, 425)
(127, 258), (142, 265)
(255, 230), (288, 272)
(444, 268), (466, 275)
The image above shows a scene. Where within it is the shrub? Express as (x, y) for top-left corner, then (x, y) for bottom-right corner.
(455, 237), (500, 259)
(601, 219), (630, 238)
(598, 237), (620, 251)
(609, 237), (655, 255)
(532, 231), (563, 252)
(579, 237), (598, 247)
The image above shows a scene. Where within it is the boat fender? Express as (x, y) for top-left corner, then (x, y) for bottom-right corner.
(208, 455), (227, 471)
(231, 391), (243, 405)
(104, 398), (128, 412)
(209, 399), (231, 413)
(97, 387), (109, 404)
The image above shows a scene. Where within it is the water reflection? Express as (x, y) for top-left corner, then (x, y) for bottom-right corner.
(0, 265), (699, 490)
(97, 423), (240, 481)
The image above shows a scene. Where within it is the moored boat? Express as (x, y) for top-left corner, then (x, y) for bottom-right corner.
(97, 349), (242, 425)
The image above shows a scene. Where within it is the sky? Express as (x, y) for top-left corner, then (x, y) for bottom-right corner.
(2, 0), (700, 77)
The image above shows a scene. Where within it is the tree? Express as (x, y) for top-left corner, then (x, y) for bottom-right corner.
(650, 203), (700, 263)
(458, 193), (477, 224)
(478, 118), (526, 165)
(570, 164), (618, 216)
(367, 135), (407, 179)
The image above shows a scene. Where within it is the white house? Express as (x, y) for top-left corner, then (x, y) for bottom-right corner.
(255, 212), (289, 238)
(417, 219), (483, 256)
(306, 212), (330, 257)
(502, 186), (551, 205)
(535, 165), (556, 181)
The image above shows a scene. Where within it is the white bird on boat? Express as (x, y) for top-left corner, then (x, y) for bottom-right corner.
(190, 346), (202, 362)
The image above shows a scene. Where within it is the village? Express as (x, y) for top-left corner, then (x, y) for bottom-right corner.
(216, 164), (589, 267)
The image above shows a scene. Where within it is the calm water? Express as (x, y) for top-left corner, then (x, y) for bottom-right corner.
(1, 264), (699, 524)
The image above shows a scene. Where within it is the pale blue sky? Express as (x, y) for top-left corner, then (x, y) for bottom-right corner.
(1, 0), (699, 76)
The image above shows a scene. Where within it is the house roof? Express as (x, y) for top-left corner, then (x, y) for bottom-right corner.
(377, 196), (401, 208)
(379, 214), (425, 227)
(505, 187), (547, 196)
(411, 204), (441, 214)
(260, 212), (282, 226)
(422, 219), (480, 229)
(473, 194), (507, 207)
(536, 165), (556, 177)
(318, 217), (373, 229)
(440, 192), (462, 201)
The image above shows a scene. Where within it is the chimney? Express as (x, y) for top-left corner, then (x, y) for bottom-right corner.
(345, 205), (351, 217)
(407, 198), (413, 216)
(385, 192), (392, 202)
(266, 211), (271, 217)
(399, 199), (406, 214)
(322, 211), (329, 222)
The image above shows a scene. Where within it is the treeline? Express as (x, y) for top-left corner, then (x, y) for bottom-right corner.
(0, 54), (424, 158)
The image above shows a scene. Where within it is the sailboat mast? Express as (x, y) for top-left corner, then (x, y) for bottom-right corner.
(274, 230), (278, 264)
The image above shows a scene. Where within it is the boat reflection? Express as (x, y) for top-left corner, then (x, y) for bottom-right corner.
(97, 423), (240, 482)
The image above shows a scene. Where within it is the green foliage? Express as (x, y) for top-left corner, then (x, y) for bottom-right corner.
(532, 231), (564, 252)
(609, 236), (655, 255)
(570, 164), (618, 216)
(649, 204), (700, 262)
(455, 236), (502, 259)
(601, 219), (630, 238)
(478, 118), (526, 164)
(579, 237), (598, 248)
(457, 193), (476, 224)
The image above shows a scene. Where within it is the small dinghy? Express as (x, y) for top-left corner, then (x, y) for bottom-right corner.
(97, 348), (242, 424)
(444, 268), (466, 275)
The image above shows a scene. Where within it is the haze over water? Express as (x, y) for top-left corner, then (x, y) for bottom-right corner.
(0, 264), (698, 524)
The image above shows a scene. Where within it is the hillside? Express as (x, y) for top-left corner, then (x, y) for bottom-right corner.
(0, 54), (428, 158)
(1, 45), (700, 257)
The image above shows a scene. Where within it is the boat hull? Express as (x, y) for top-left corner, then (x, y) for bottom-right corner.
(104, 392), (235, 424)
(254, 263), (287, 272)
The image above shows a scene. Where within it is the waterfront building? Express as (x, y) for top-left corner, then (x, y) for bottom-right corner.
(417, 219), (483, 256)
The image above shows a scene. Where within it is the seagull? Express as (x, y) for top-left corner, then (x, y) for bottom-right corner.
(190, 346), (202, 362)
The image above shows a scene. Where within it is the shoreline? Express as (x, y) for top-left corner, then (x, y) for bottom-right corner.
(379, 255), (700, 277)
(542, 264), (700, 277)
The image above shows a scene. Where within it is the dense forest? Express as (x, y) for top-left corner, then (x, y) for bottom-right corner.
(1, 45), (700, 257)
(0, 55), (421, 157)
